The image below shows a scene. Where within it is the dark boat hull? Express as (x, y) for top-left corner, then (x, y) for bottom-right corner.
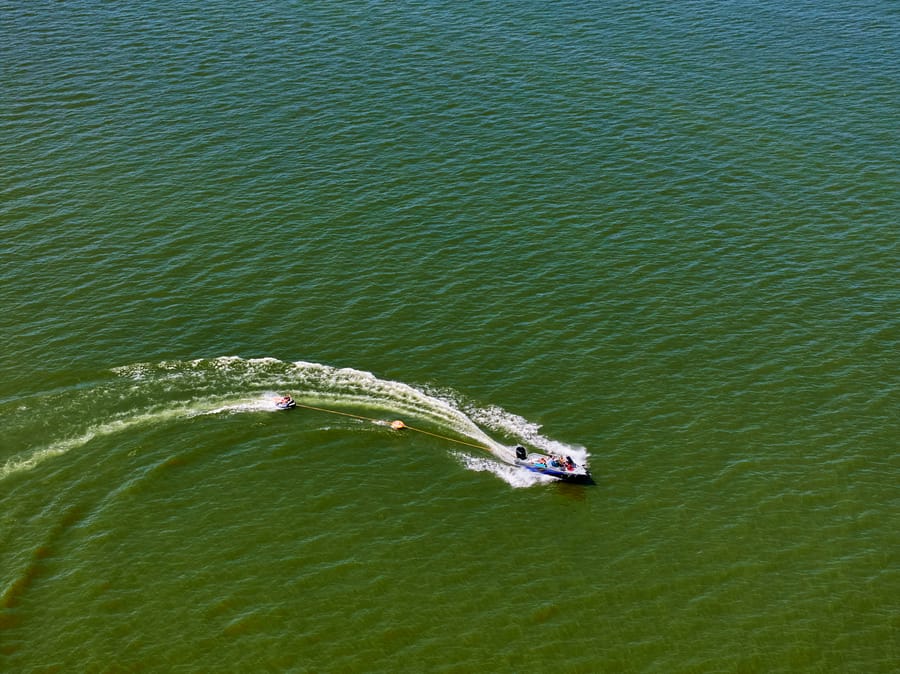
(515, 459), (593, 484)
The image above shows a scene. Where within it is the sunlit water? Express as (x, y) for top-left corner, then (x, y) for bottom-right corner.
(2, 1), (897, 671)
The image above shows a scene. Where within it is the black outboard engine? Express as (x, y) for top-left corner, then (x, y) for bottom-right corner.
(515, 446), (527, 460)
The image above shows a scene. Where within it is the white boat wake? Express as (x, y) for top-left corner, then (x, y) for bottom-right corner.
(2, 357), (589, 487)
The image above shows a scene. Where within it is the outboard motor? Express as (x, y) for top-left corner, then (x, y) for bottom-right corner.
(515, 446), (527, 460)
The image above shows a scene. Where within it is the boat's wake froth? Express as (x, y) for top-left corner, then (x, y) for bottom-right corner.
(2, 357), (589, 486)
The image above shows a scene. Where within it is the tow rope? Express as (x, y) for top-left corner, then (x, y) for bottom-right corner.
(285, 400), (494, 453)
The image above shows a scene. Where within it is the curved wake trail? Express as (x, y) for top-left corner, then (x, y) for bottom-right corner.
(2, 357), (589, 486)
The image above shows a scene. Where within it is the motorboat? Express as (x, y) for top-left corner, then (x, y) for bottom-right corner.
(514, 446), (593, 483)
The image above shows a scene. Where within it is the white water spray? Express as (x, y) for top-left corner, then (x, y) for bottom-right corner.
(4, 357), (589, 486)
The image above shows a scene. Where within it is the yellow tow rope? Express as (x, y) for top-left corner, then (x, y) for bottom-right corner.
(286, 400), (494, 453)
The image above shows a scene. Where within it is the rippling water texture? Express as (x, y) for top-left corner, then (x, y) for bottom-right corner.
(2, 2), (898, 671)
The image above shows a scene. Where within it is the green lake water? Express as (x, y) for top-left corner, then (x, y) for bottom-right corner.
(2, 2), (898, 671)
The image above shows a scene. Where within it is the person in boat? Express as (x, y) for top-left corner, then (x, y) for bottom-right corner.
(279, 395), (294, 406)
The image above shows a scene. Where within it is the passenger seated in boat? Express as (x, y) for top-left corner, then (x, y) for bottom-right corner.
(279, 395), (293, 405)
